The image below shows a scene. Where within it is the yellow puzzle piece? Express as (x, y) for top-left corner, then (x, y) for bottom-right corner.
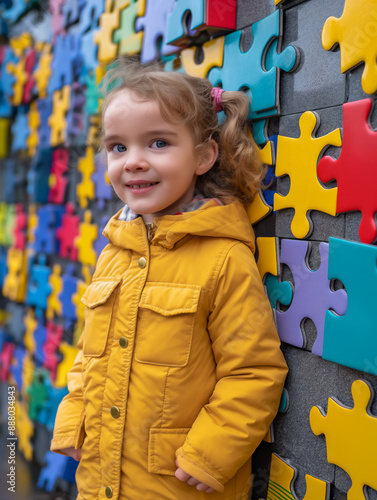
(322, 0), (377, 94)
(27, 204), (38, 244)
(181, 37), (224, 78)
(72, 265), (92, 342)
(6, 56), (27, 106)
(49, 85), (70, 147)
(266, 453), (329, 500)
(27, 100), (40, 157)
(246, 139), (274, 225)
(15, 399), (34, 462)
(0, 118), (9, 158)
(55, 342), (79, 388)
(94, 0), (121, 63)
(2, 248), (28, 303)
(46, 264), (63, 320)
(75, 211), (98, 267)
(256, 237), (278, 281)
(76, 146), (96, 209)
(33, 42), (52, 98)
(23, 308), (37, 355)
(310, 379), (377, 500)
(274, 111), (341, 239)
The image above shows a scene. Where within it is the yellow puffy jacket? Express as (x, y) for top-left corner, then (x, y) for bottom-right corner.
(51, 199), (288, 500)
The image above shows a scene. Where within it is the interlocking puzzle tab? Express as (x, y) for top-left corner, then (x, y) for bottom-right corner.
(322, 0), (377, 95)
(274, 111), (342, 239)
(266, 453), (330, 500)
(323, 237), (377, 376)
(276, 239), (347, 356)
(318, 98), (377, 244)
(310, 379), (377, 500)
(208, 10), (298, 120)
(93, 0), (121, 63)
(166, 0), (236, 47)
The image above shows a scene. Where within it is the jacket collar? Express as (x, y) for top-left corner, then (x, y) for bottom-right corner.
(102, 199), (256, 254)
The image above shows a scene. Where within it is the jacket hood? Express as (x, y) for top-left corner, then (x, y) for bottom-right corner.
(103, 199), (256, 253)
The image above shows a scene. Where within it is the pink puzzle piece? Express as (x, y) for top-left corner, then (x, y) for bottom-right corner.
(318, 98), (377, 244)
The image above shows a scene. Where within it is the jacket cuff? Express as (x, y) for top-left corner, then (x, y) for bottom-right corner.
(175, 447), (224, 493)
(50, 410), (85, 455)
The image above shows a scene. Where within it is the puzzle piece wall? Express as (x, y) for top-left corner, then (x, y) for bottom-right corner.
(1, 0), (377, 499)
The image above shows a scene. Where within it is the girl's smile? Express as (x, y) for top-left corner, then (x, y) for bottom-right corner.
(103, 89), (218, 223)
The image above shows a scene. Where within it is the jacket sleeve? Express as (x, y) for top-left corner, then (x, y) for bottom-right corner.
(175, 242), (288, 492)
(50, 333), (86, 456)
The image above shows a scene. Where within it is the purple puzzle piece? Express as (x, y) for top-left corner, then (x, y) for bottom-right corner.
(276, 239), (347, 356)
(34, 317), (47, 366)
(93, 154), (112, 209)
(135, 0), (178, 63)
(10, 345), (26, 392)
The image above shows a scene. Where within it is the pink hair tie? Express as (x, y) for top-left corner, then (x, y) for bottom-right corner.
(211, 87), (224, 112)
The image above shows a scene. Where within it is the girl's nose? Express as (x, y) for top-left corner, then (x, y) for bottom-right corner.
(124, 148), (148, 171)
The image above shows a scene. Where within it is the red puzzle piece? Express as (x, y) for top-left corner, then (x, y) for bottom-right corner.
(55, 202), (79, 260)
(318, 98), (377, 244)
(23, 46), (36, 104)
(48, 148), (69, 204)
(14, 203), (27, 250)
(0, 342), (15, 382)
(43, 321), (64, 381)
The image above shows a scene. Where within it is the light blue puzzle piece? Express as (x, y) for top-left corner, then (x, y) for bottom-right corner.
(166, 0), (204, 45)
(264, 273), (293, 310)
(136, 0), (178, 63)
(323, 238), (377, 376)
(11, 109), (29, 152)
(38, 451), (68, 492)
(208, 10), (298, 119)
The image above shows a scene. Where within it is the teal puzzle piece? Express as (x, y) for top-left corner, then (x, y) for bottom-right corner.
(264, 273), (293, 310)
(208, 10), (298, 120)
(323, 237), (377, 376)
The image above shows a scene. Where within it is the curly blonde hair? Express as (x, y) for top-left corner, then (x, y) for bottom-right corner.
(99, 58), (266, 206)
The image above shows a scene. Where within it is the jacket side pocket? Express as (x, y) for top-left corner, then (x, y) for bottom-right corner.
(148, 428), (190, 475)
(81, 277), (122, 357)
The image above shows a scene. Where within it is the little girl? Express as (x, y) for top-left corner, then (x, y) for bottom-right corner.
(51, 60), (288, 500)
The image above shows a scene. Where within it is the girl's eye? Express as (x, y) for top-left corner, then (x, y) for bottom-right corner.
(151, 140), (167, 149)
(112, 144), (126, 153)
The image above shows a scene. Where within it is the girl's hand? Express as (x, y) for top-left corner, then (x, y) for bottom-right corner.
(175, 460), (215, 493)
(59, 446), (82, 461)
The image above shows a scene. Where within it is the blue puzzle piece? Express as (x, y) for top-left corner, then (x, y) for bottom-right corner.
(48, 34), (83, 93)
(38, 451), (68, 492)
(26, 254), (52, 312)
(93, 154), (112, 209)
(2, 0), (28, 23)
(0, 247), (8, 288)
(1, 46), (17, 107)
(94, 215), (110, 256)
(165, 0), (204, 45)
(79, 0), (105, 34)
(11, 108), (29, 152)
(80, 27), (98, 74)
(323, 238), (377, 376)
(4, 158), (26, 203)
(66, 83), (85, 143)
(34, 204), (64, 254)
(60, 264), (78, 321)
(264, 273), (292, 310)
(62, 0), (85, 28)
(135, 0), (177, 63)
(38, 377), (68, 429)
(5, 302), (26, 342)
(34, 318), (47, 365)
(10, 345), (26, 392)
(28, 148), (53, 204)
(276, 239), (347, 356)
(37, 97), (53, 149)
(62, 455), (79, 483)
(209, 10), (298, 119)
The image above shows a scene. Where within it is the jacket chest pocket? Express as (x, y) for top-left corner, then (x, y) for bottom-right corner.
(80, 277), (122, 357)
(135, 283), (201, 367)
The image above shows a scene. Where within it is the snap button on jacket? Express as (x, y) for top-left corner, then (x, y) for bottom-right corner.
(50, 200), (288, 500)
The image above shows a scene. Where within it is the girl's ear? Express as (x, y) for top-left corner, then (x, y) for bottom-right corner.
(195, 139), (219, 176)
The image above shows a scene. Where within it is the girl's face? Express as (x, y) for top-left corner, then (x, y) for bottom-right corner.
(103, 89), (218, 223)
